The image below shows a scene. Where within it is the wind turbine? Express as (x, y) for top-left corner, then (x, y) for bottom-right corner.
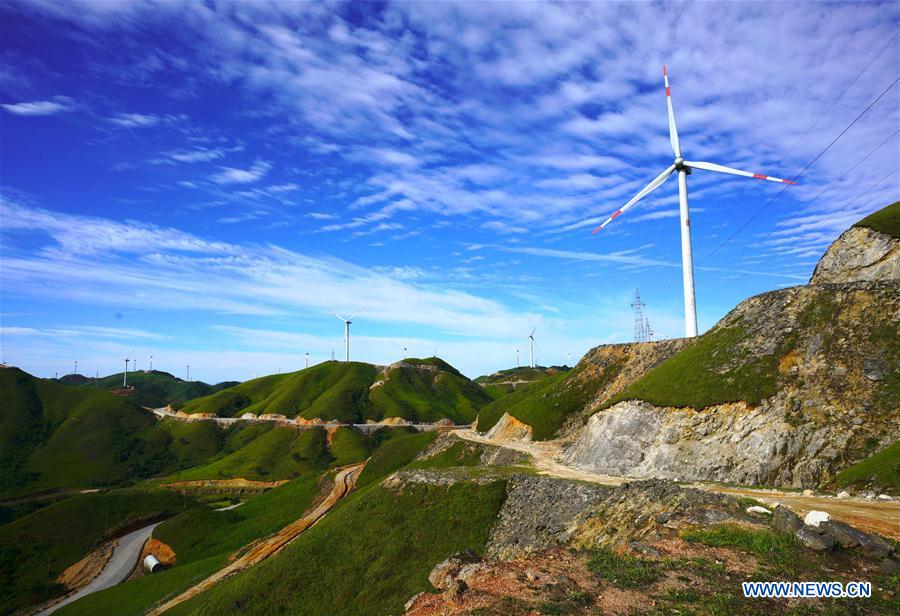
(592, 66), (796, 338)
(527, 327), (537, 369)
(117, 351), (134, 387)
(332, 310), (362, 363)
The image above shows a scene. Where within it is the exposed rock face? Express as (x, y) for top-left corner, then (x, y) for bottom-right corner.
(484, 412), (533, 442)
(810, 225), (899, 284)
(555, 338), (691, 441)
(487, 476), (609, 559)
(565, 282), (899, 488)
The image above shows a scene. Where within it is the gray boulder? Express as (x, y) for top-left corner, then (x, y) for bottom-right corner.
(795, 527), (835, 551)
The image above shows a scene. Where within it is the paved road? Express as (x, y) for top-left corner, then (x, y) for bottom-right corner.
(454, 429), (900, 540)
(36, 522), (160, 615)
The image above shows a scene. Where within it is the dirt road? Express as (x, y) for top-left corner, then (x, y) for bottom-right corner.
(146, 462), (365, 615)
(454, 429), (900, 540)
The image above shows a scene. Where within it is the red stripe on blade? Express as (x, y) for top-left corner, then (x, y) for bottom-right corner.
(665, 87), (671, 97)
(783, 179), (797, 185)
(663, 65), (667, 76)
(752, 173), (767, 180)
(611, 210), (623, 219)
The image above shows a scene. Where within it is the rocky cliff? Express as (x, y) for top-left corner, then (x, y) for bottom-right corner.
(810, 203), (899, 284)
(564, 203), (899, 490)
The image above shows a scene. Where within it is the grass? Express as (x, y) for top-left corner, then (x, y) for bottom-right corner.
(167, 479), (509, 616)
(0, 367), (183, 498)
(477, 362), (617, 440)
(0, 488), (192, 614)
(156, 426), (333, 483)
(605, 326), (785, 410)
(327, 426), (371, 467)
(182, 360), (491, 424)
(835, 441), (900, 492)
(54, 554), (228, 616)
(854, 201), (900, 238)
(355, 431), (437, 487)
(409, 439), (484, 469)
(585, 547), (661, 588)
(153, 472), (324, 565)
(681, 524), (802, 574)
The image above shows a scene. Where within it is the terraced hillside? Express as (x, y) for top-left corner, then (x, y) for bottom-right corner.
(58, 370), (238, 409)
(182, 358), (492, 424)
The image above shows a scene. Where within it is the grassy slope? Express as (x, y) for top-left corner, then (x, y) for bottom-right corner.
(183, 359), (491, 423)
(854, 200), (900, 238)
(0, 368), (177, 498)
(368, 360), (492, 423)
(477, 363), (616, 440)
(153, 473), (324, 565)
(55, 555), (228, 616)
(356, 431), (437, 488)
(835, 442), (900, 492)
(0, 489), (190, 614)
(169, 479), (508, 616)
(155, 426), (334, 483)
(604, 326), (783, 410)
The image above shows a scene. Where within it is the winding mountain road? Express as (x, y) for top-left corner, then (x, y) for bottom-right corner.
(35, 522), (161, 616)
(454, 429), (900, 540)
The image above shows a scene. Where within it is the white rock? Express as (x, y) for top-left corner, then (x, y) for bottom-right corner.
(804, 510), (831, 527)
(877, 494), (892, 501)
(802, 489), (815, 496)
(836, 491), (851, 499)
(746, 505), (772, 516)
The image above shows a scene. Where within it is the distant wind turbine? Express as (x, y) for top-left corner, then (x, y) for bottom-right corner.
(332, 310), (362, 363)
(592, 66), (796, 338)
(528, 327), (537, 369)
(117, 350), (134, 387)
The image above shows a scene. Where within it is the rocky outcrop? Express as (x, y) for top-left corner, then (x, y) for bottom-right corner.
(484, 412), (533, 441)
(810, 225), (899, 284)
(487, 476), (609, 559)
(555, 338), (691, 441)
(565, 281), (899, 489)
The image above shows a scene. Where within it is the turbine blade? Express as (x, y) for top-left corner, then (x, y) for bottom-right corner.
(664, 66), (681, 157)
(332, 312), (347, 322)
(348, 310), (362, 321)
(592, 164), (676, 234)
(685, 160), (797, 185)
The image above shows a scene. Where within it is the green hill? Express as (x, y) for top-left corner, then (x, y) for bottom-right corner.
(59, 370), (238, 409)
(0, 367), (178, 498)
(182, 358), (492, 424)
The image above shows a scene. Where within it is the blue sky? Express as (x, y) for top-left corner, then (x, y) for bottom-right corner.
(1, 0), (898, 382)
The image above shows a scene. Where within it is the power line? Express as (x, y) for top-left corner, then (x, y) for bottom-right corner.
(706, 164), (900, 298)
(781, 128), (898, 223)
(699, 74), (900, 265)
(775, 31), (899, 166)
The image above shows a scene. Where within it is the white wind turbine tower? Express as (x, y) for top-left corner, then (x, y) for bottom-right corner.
(117, 351), (134, 387)
(332, 310), (362, 363)
(592, 66), (796, 338)
(527, 327), (537, 369)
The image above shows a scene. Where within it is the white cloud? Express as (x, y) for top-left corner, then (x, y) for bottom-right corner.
(211, 160), (272, 185)
(110, 112), (160, 127)
(2, 97), (72, 116)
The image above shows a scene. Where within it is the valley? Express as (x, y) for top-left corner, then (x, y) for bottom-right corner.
(1, 203), (898, 615)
